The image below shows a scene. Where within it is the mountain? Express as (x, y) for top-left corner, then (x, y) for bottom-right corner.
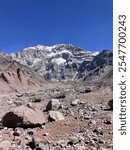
(0, 44), (113, 93)
(11, 44), (109, 82)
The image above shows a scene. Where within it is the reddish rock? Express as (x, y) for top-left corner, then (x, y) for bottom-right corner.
(1, 105), (46, 128)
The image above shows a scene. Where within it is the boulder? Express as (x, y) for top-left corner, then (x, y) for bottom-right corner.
(13, 127), (24, 136)
(46, 99), (61, 111)
(53, 91), (65, 99)
(71, 99), (79, 106)
(1, 105), (45, 128)
(104, 116), (112, 125)
(76, 87), (92, 94)
(108, 99), (113, 110)
(49, 111), (65, 121)
(0, 140), (11, 150)
(35, 141), (50, 150)
(74, 144), (86, 150)
(26, 136), (50, 150)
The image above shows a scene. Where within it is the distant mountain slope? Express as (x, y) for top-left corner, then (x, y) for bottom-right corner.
(82, 50), (113, 81)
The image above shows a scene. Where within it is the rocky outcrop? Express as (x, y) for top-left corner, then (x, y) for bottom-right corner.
(1, 105), (46, 128)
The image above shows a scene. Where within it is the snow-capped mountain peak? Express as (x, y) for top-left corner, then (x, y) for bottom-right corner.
(11, 44), (110, 82)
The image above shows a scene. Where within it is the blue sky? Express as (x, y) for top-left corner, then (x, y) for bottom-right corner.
(0, 0), (112, 53)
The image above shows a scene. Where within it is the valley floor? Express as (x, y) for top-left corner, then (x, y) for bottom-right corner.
(0, 83), (112, 150)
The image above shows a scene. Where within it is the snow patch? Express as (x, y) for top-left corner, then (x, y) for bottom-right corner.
(47, 52), (56, 57)
(45, 46), (54, 52)
(90, 51), (99, 56)
(33, 58), (41, 64)
(52, 58), (66, 65)
(58, 50), (73, 55)
(23, 47), (37, 51)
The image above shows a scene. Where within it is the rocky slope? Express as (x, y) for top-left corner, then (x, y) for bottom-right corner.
(0, 52), (47, 94)
(11, 44), (103, 82)
(0, 83), (113, 150)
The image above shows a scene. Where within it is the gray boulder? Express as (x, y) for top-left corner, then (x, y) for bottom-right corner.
(35, 142), (50, 150)
(71, 99), (79, 106)
(49, 111), (65, 121)
(46, 99), (61, 111)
